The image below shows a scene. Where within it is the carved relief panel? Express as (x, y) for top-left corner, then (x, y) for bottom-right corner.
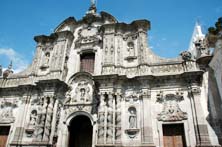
(156, 92), (187, 122)
(64, 73), (94, 119)
(64, 80), (93, 105)
(75, 25), (102, 49)
(25, 95), (56, 143)
(0, 98), (18, 123)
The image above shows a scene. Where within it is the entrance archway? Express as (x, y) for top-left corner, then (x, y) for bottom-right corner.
(69, 115), (93, 147)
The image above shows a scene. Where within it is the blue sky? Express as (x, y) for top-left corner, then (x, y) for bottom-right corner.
(0, 0), (221, 72)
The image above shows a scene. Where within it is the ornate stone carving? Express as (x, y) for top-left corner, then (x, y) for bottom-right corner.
(125, 90), (140, 102)
(207, 17), (222, 47)
(64, 87), (72, 104)
(180, 51), (192, 61)
(106, 94), (113, 144)
(65, 78), (93, 105)
(194, 38), (210, 57)
(75, 26), (102, 48)
(0, 98), (18, 123)
(32, 96), (55, 142)
(26, 109), (38, 137)
(115, 94), (122, 142)
(42, 96), (55, 141)
(97, 93), (106, 144)
(156, 93), (187, 122)
(75, 81), (91, 102)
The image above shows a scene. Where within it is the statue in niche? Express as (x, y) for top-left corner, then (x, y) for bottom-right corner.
(30, 110), (38, 126)
(80, 88), (86, 100)
(41, 52), (50, 68)
(129, 107), (137, 128)
(127, 42), (135, 57)
(75, 81), (90, 102)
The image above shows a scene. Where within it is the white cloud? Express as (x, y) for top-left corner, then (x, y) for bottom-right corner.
(0, 48), (29, 73)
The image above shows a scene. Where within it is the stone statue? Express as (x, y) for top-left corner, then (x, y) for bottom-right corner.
(43, 52), (50, 67)
(30, 110), (37, 125)
(75, 81), (90, 102)
(129, 107), (137, 128)
(80, 88), (86, 99)
(64, 91), (72, 104)
(127, 42), (135, 57)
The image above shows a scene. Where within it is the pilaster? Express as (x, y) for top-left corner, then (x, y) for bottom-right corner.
(189, 86), (212, 146)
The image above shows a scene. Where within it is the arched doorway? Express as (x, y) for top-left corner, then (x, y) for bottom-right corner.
(69, 115), (93, 147)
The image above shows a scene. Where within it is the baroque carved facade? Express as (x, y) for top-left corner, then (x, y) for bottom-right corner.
(0, 3), (222, 147)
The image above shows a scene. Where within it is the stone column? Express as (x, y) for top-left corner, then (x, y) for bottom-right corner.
(43, 96), (55, 142)
(115, 93), (122, 144)
(50, 99), (59, 144)
(97, 93), (106, 144)
(106, 93), (114, 144)
(56, 108), (68, 147)
(189, 87), (211, 146)
(141, 89), (154, 145)
(12, 94), (29, 143)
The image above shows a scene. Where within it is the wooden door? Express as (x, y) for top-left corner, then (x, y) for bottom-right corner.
(163, 124), (186, 147)
(0, 126), (10, 147)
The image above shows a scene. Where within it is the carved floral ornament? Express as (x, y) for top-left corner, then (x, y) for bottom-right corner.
(156, 92), (187, 122)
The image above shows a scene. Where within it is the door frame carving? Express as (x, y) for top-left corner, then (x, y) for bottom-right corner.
(157, 121), (191, 147)
(57, 111), (96, 147)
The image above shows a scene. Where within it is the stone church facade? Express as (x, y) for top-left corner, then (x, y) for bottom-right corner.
(0, 3), (222, 147)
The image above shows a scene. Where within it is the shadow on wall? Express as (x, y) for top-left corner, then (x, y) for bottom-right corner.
(207, 67), (222, 145)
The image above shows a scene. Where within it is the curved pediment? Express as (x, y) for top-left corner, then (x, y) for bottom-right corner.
(54, 17), (77, 33)
(68, 72), (93, 85)
(100, 11), (118, 24)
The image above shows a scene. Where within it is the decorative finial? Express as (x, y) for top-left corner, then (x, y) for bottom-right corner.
(91, 0), (96, 6)
(0, 65), (2, 77)
(8, 60), (12, 69)
(3, 61), (13, 79)
(86, 0), (97, 14)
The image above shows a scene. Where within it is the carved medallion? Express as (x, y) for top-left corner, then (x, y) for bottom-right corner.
(156, 93), (187, 122)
